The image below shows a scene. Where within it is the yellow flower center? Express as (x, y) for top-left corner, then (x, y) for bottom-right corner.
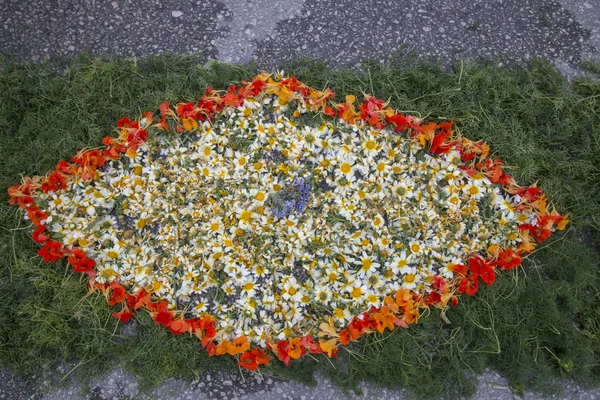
(340, 163), (352, 174)
(240, 210), (252, 223)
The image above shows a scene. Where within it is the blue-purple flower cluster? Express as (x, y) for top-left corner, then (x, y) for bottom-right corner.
(269, 177), (310, 218)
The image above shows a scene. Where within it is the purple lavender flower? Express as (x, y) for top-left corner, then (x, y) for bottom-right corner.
(293, 177), (310, 214)
(268, 176), (311, 218)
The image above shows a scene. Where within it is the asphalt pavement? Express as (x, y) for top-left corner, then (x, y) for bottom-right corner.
(1, 0), (599, 78)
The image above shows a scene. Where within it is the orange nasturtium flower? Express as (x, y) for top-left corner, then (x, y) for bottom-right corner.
(458, 276), (479, 296)
(373, 306), (395, 333)
(238, 348), (270, 371)
(27, 206), (48, 227)
(126, 288), (151, 310)
(71, 149), (105, 180)
(496, 248), (523, 270)
(287, 337), (304, 359)
(216, 336), (250, 356)
(225, 336), (250, 356)
(168, 318), (191, 335)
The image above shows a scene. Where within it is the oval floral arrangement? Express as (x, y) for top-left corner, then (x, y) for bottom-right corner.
(8, 72), (569, 371)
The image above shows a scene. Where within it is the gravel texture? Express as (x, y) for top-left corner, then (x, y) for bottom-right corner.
(1, 0), (600, 398)
(1, 0), (599, 78)
(1, 367), (598, 400)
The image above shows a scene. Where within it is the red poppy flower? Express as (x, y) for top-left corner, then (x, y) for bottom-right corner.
(38, 240), (64, 262)
(150, 300), (173, 327)
(276, 340), (291, 366)
(67, 248), (95, 273)
(112, 309), (134, 322)
(107, 282), (126, 306)
(458, 276), (479, 296)
(497, 248), (523, 270)
(41, 170), (67, 193)
(126, 288), (150, 310)
(17, 195), (34, 208)
(32, 225), (50, 244)
(56, 160), (74, 175)
(468, 255), (496, 286)
(300, 335), (322, 354)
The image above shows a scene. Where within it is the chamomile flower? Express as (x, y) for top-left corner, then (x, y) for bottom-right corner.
(463, 181), (486, 200)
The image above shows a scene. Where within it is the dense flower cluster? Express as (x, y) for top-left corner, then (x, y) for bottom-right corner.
(8, 72), (569, 370)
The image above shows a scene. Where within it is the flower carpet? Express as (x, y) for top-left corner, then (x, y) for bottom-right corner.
(8, 72), (568, 372)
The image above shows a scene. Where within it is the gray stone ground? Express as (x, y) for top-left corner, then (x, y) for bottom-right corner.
(1, 0), (600, 399)
(1, 0), (599, 78)
(1, 366), (598, 400)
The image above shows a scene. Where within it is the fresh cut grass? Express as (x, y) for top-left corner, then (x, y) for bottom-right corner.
(0, 54), (599, 398)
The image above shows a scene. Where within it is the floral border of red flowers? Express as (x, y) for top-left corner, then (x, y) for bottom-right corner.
(8, 72), (568, 371)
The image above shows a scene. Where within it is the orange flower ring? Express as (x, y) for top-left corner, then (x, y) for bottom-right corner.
(8, 73), (568, 370)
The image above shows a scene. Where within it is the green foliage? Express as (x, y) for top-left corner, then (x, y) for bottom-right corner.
(0, 54), (599, 398)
